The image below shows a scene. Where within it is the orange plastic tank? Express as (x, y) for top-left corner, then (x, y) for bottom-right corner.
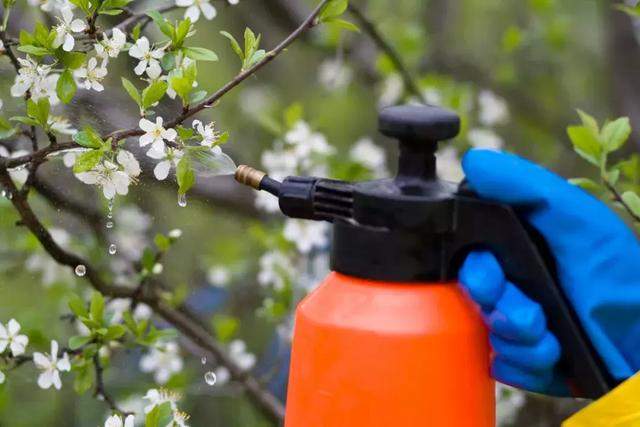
(285, 272), (494, 427)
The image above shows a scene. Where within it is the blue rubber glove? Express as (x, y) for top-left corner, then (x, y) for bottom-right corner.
(459, 149), (640, 395)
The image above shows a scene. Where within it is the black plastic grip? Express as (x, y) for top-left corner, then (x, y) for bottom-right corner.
(451, 196), (616, 398)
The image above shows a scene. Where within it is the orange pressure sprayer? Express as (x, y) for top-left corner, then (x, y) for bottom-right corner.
(235, 105), (615, 426)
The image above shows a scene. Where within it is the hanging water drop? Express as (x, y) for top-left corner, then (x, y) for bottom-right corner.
(75, 264), (87, 277)
(6, 192), (12, 200)
(201, 356), (207, 365)
(106, 221), (114, 229)
(107, 199), (114, 219)
(204, 371), (217, 386)
(0, 190), (5, 198)
(108, 244), (117, 255)
(178, 193), (187, 207)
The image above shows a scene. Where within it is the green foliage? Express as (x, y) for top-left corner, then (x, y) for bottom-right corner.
(73, 126), (105, 149)
(318, 0), (359, 32)
(212, 314), (239, 343)
(57, 70), (77, 104)
(0, 117), (16, 140)
(169, 62), (198, 106)
(18, 23), (57, 56)
(142, 81), (168, 110)
(97, 0), (133, 15)
(145, 402), (174, 427)
(176, 156), (195, 195)
(12, 98), (50, 129)
(616, 3), (640, 18)
(220, 28), (267, 71)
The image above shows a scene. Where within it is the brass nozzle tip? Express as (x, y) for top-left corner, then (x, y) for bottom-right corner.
(235, 165), (266, 190)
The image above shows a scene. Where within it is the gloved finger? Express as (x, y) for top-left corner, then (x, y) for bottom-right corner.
(492, 356), (555, 393)
(487, 282), (547, 344)
(490, 331), (561, 372)
(459, 251), (506, 311)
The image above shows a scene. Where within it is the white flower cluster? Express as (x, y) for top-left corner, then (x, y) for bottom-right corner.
(11, 56), (60, 104)
(139, 341), (184, 384)
(33, 340), (71, 390)
(0, 319), (29, 384)
(74, 150), (141, 200)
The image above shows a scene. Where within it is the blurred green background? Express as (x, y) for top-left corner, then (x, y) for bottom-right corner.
(0, 0), (634, 425)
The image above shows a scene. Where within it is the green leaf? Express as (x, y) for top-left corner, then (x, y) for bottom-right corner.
(69, 335), (93, 350)
(569, 177), (602, 193)
(0, 117), (16, 140)
(154, 234), (171, 251)
(141, 248), (156, 272)
(577, 109), (599, 135)
(131, 22), (142, 41)
(145, 402), (174, 427)
(57, 51), (86, 70)
(104, 324), (127, 341)
(325, 18), (360, 32)
(567, 125), (602, 166)
(17, 45), (50, 56)
(122, 311), (138, 335)
(73, 149), (103, 173)
(184, 46), (219, 62)
(212, 314), (239, 343)
(601, 117), (631, 153)
(284, 103), (303, 128)
(615, 154), (640, 183)
(121, 77), (142, 107)
(176, 156), (195, 195)
(622, 191), (640, 218)
(189, 90), (207, 105)
(142, 80), (168, 109)
(147, 10), (173, 38)
(220, 31), (244, 60)
(169, 76), (193, 103)
(616, 4), (640, 18)
(10, 116), (39, 126)
(176, 125), (194, 140)
(73, 362), (94, 394)
(319, 0), (349, 22)
(90, 292), (105, 324)
(57, 70), (77, 104)
(174, 18), (192, 47)
(73, 126), (103, 149)
(68, 294), (89, 318)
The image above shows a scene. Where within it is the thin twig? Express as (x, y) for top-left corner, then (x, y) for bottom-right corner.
(347, 2), (426, 103)
(604, 180), (640, 223)
(93, 352), (131, 415)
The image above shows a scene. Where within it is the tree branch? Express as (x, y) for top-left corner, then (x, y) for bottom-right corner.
(93, 352), (131, 416)
(347, 2), (425, 102)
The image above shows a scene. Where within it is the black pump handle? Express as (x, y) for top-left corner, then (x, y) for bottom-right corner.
(452, 195), (616, 398)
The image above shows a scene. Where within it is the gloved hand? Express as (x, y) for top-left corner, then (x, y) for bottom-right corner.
(459, 149), (640, 395)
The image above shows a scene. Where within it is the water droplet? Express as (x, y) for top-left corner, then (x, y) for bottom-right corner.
(106, 221), (114, 229)
(6, 192), (12, 200)
(204, 371), (217, 386)
(178, 193), (187, 207)
(75, 264), (86, 277)
(201, 356), (207, 365)
(0, 190), (5, 197)
(107, 211), (113, 219)
(108, 244), (117, 255)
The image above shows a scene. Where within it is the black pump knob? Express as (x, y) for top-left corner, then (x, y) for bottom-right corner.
(378, 105), (460, 181)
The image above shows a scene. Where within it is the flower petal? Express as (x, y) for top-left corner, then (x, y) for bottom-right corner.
(154, 160), (171, 181)
(201, 2), (217, 20)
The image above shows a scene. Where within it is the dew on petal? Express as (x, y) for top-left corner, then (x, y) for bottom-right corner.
(75, 264), (87, 277)
(204, 371), (217, 386)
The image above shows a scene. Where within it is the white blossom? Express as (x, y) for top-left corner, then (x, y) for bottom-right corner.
(283, 219), (329, 254)
(138, 117), (177, 153)
(192, 120), (220, 147)
(467, 128), (504, 150)
(207, 266), (230, 286)
(435, 146), (464, 182)
(257, 250), (292, 291)
(146, 145), (183, 181)
(285, 121), (335, 159)
(53, 8), (86, 52)
(172, 411), (190, 427)
(143, 388), (180, 414)
(33, 340), (71, 390)
(75, 57), (108, 92)
(11, 56), (60, 104)
(349, 137), (387, 177)
(106, 298), (152, 324)
(48, 116), (77, 135)
(176, 0), (217, 22)
(254, 190), (281, 213)
(0, 319), (28, 356)
(75, 150), (141, 199)
(95, 28), (127, 62)
(0, 147), (29, 186)
(28, 0), (74, 13)
(105, 414), (135, 427)
(378, 73), (403, 107)
(260, 148), (297, 181)
(228, 339), (256, 371)
(114, 206), (151, 261)
(140, 342), (183, 384)
(478, 90), (509, 126)
(129, 37), (164, 77)
(212, 366), (230, 385)
(26, 228), (73, 287)
(168, 229), (182, 239)
(318, 59), (352, 91)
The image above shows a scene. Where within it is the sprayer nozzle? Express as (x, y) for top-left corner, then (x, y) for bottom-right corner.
(235, 165), (266, 190)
